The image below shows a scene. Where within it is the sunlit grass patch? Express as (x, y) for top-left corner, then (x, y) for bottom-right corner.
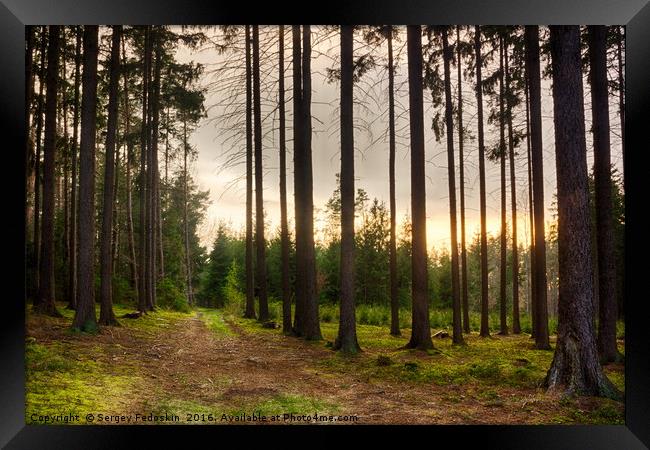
(197, 307), (235, 337)
(25, 341), (139, 424)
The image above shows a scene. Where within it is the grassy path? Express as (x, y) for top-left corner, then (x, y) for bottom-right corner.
(25, 303), (625, 425)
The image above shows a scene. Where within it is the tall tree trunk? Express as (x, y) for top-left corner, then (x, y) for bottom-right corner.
(442, 28), (464, 345)
(99, 25), (122, 326)
(32, 27), (47, 298)
(244, 25), (256, 319)
(387, 27), (400, 337)
(457, 25), (470, 334)
(291, 25), (304, 334)
(35, 26), (61, 317)
(72, 25), (99, 331)
(406, 25), (433, 350)
(498, 35), (509, 336)
(25, 26), (36, 250)
(335, 25), (360, 353)
(62, 34), (70, 291)
(588, 25), (621, 363)
(67, 27), (81, 310)
(525, 25), (550, 349)
(616, 27), (625, 176)
(252, 25), (269, 322)
(505, 38), (520, 334)
(122, 33), (139, 298)
(149, 27), (161, 309)
(544, 26), (620, 399)
(278, 25), (292, 334)
(183, 120), (193, 307)
(138, 26), (150, 313)
(300, 25), (322, 341)
(525, 72), (536, 337)
(475, 26), (490, 338)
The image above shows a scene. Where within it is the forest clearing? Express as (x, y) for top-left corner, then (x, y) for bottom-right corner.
(26, 302), (624, 425)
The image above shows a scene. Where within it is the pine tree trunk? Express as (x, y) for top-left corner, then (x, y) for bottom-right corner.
(62, 38), (70, 294)
(406, 25), (433, 350)
(475, 26), (490, 338)
(252, 25), (269, 322)
(25, 26), (36, 244)
(505, 39), (520, 334)
(544, 26), (620, 399)
(150, 28), (161, 309)
(35, 25), (61, 317)
(524, 73), (536, 337)
(588, 25), (621, 363)
(616, 27), (625, 176)
(99, 26), (121, 326)
(32, 27), (47, 298)
(278, 25), (292, 335)
(457, 26), (470, 335)
(67, 27), (81, 310)
(72, 25), (99, 331)
(300, 25), (322, 341)
(183, 120), (193, 307)
(335, 25), (360, 353)
(498, 35), (508, 335)
(244, 25), (256, 319)
(442, 28), (464, 345)
(525, 26), (550, 349)
(138, 26), (150, 313)
(122, 33), (139, 298)
(291, 25), (304, 335)
(388, 28), (400, 337)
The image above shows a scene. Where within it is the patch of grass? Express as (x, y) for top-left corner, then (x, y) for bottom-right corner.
(228, 393), (341, 421)
(25, 341), (138, 424)
(197, 308), (234, 337)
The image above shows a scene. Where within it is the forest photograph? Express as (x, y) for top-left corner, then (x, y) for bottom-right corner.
(24, 24), (626, 425)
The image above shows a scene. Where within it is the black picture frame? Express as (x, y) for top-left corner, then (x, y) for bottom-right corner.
(1, 0), (648, 447)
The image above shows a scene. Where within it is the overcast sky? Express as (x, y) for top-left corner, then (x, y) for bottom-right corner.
(171, 26), (625, 251)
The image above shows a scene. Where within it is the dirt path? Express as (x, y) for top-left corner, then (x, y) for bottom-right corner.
(118, 311), (572, 425)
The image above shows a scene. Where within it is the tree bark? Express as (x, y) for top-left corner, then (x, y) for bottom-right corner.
(300, 25), (322, 341)
(505, 37), (520, 334)
(456, 26), (470, 334)
(475, 26), (490, 338)
(72, 25), (99, 331)
(244, 25), (256, 319)
(278, 25), (292, 334)
(67, 27), (81, 310)
(405, 25), (433, 350)
(335, 25), (361, 353)
(588, 25), (622, 363)
(525, 25), (550, 349)
(122, 33), (139, 298)
(252, 25), (269, 322)
(292, 25), (304, 334)
(25, 26), (36, 249)
(387, 27), (400, 337)
(35, 25), (61, 317)
(442, 28), (464, 345)
(32, 27), (47, 298)
(544, 26), (620, 399)
(99, 26), (122, 326)
(524, 72), (536, 337)
(138, 26), (150, 313)
(497, 35), (509, 335)
(150, 27), (162, 309)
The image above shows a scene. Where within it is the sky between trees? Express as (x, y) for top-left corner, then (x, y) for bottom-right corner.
(168, 26), (624, 249)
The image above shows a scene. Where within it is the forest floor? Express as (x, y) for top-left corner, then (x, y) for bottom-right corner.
(25, 303), (625, 425)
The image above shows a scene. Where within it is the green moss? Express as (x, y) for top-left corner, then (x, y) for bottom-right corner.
(25, 341), (139, 424)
